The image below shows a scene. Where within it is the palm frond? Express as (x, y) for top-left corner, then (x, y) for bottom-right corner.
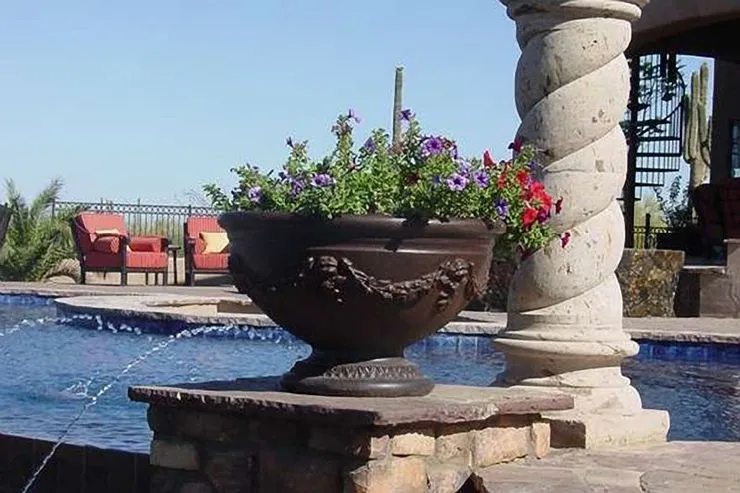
(0, 179), (79, 282)
(29, 178), (63, 223)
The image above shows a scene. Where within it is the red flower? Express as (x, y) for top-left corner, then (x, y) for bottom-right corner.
(516, 170), (530, 188)
(522, 206), (538, 227)
(555, 197), (564, 214)
(525, 181), (552, 210)
(561, 232), (571, 248)
(508, 137), (523, 154)
(497, 171), (508, 189)
(483, 150), (495, 168)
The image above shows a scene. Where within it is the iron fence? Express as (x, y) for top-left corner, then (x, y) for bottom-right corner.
(632, 213), (684, 249)
(52, 200), (217, 247)
(51, 201), (685, 251)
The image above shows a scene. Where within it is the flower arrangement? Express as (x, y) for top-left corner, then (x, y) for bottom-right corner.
(204, 109), (564, 258)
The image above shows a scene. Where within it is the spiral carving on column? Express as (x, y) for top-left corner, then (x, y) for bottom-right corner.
(495, 0), (649, 404)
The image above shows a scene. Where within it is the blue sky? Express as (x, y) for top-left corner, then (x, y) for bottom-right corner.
(0, 1), (710, 205)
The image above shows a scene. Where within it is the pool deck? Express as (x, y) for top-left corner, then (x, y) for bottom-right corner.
(3, 281), (740, 344)
(476, 441), (740, 492)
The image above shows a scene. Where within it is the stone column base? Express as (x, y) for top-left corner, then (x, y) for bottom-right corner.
(544, 408), (670, 449)
(129, 377), (573, 493)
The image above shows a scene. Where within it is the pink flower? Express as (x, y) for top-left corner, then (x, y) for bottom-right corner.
(508, 137), (523, 154)
(483, 150), (496, 168)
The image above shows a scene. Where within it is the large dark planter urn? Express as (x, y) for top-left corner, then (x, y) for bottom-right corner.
(219, 212), (502, 397)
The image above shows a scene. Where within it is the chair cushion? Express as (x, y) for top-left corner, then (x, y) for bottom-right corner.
(91, 236), (121, 254)
(130, 237), (163, 252)
(128, 251), (168, 269)
(73, 213), (128, 253)
(192, 253), (229, 270)
(200, 231), (229, 254)
(186, 216), (223, 254)
(84, 251), (167, 269)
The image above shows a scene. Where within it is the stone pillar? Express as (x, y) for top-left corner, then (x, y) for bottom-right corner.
(495, 0), (670, 448)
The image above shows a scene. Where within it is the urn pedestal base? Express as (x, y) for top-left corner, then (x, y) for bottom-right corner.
(281, 352), (434, 397)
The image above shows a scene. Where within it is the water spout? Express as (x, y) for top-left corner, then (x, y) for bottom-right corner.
(19, 324), (219, 493)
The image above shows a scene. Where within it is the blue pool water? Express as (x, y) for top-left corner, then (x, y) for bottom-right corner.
(1, 296), (739, 453)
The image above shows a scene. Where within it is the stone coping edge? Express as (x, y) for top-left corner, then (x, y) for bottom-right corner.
(128, 376), (574, 428)
(54, 294), (510, 336)
(3, 287), (740, 345)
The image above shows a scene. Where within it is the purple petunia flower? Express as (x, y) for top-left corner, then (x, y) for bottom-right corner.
(400, 109), (414, 122)
(528, 160), (537, 170)
(279, 171), (305, 196)
(348, 108), (361, 123)
(286, 137), (294, 149)
(362, 137), (376, 153)
(495, 198), (509, 218)
(420, 136), (445, 159)
(446, 172), (469, 192)
(247, 186), (263, 204)
(456, 159), (471, 177)
(449, 144), (459, 160)
(537, 208), (550, 224)
(473, 170), (489, 189)
(311, 173), (335, 188)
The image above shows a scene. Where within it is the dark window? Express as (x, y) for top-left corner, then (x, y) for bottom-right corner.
(732, 121), (740, 178)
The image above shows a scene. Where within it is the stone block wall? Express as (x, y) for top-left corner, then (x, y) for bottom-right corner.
(615, 249), (685, 317)
(472, 249), (686, 318)
(146, 406), (550, 493)
(0, 433), (149, 493)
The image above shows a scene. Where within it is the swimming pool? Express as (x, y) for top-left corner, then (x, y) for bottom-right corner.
(1, 295), (739, 452)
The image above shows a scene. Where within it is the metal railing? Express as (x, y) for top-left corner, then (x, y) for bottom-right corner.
(51, 200), (684, 251)
(633, 213), (683, 249)
(52, 200), (218, 247)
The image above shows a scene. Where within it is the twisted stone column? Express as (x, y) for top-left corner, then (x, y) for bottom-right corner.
(495, 0), (669, 447)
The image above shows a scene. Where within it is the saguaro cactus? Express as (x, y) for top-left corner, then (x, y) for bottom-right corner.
(683, 62), (712, 190)
(392, 66), (404, 149)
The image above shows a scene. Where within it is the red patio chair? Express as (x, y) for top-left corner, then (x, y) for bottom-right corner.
(183, 216), (230, 286)
(70, 212), (170, 286)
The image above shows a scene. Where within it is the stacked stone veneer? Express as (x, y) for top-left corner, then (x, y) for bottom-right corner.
(131, 379), (572, 493)
(147, 408), (550, 493)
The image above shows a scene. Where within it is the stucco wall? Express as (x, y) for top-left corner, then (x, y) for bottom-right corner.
(710, 61), (740, 183)
(631, 0), (740, 60)
(634, 0), (739, 40)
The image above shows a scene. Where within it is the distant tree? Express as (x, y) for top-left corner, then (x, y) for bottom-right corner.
(0, 179), (82, 281)
(633, 192), (667, 227)
(654, 175), (692, 229)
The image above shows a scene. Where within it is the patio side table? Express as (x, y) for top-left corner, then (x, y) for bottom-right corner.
(167, 245), (182, 285)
